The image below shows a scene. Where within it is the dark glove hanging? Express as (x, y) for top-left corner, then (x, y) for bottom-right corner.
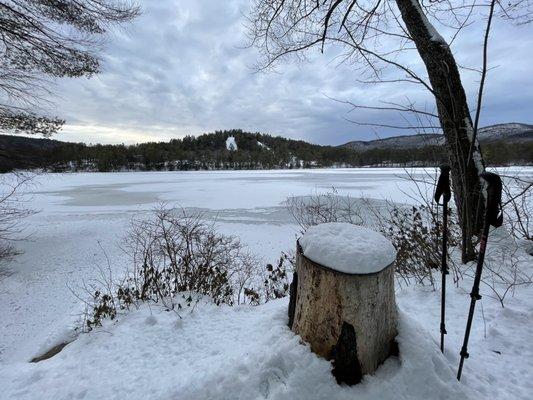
(479, 172), (503, 228)
(434, 165), (451, 204)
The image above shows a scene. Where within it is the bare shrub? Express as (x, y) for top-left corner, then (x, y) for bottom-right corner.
(286, 189), (364, 232)
(501, 175), (532, 246)
(287, 172), (531, 298)
(474, 238), (533, 307)
(0, 172), (35, 269)
(371, 203), (461, 288)
(380, 169), (463, 286)
(122, 208), (244, 306)
(287, 186), (461, 288)
(240, 251), (293, 306)
(262, 251), (292, 302)
(81, 206), (260, 331)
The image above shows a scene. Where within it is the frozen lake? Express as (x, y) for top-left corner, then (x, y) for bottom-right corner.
(1, 167), (532, 363)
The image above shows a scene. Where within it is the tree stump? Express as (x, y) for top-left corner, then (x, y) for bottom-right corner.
(289, 222), (398, 385)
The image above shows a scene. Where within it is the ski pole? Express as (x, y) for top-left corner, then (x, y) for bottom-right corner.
(434, 165), (451, 353)
(457, 171), (503, 381)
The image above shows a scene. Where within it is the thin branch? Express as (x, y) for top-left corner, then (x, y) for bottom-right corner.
(467, 0), (497, 167)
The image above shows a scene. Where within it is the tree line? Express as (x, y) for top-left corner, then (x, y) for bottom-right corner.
(5, 129), (529, 173)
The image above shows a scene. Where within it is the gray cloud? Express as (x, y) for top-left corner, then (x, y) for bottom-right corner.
(44, 0), (533, 145)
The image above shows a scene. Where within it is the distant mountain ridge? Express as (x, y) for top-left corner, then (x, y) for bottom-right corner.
(341, 123), (533, 151)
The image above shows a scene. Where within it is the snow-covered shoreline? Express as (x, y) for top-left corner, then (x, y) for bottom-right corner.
(0, 299), (477, 400)
(0, 168), (531, 399)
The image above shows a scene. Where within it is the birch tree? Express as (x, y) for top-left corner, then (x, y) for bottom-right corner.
(247, 0), (532, 261)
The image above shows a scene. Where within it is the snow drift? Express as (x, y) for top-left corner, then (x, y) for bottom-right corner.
(0, 299), (473, 400)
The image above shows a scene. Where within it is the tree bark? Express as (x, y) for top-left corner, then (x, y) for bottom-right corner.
(291, 245), (398, 384)
(395, 0), (486, 262)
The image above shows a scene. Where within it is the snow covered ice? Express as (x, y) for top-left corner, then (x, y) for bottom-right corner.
(300, 222), (396, 274)
(0, 167), (532, 399)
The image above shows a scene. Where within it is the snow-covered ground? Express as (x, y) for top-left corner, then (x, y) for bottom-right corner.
(0, 168), (532, 399)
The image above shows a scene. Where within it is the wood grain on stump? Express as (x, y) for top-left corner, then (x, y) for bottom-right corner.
(290, 223), (398, 385)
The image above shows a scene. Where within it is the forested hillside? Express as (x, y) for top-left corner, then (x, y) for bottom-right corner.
(1, 129), (531, 172)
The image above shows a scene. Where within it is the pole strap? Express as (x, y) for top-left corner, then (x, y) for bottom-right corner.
(470, 292), (482, 300)
(460, 348), (470, 359)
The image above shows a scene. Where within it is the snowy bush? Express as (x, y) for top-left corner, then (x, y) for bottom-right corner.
(286, 189), (364, 231)
(286, 190), (461, 288)
(240, 251), (292, 305)
(122, 208), (242, 305)
(263, 251), (292, 301)
(82, 207), (261, 330)
(80, 206), (294, 331)
(376, 204), (461, 288)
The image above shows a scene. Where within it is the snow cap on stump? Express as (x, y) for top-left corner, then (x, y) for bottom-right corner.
(299, 222), (396, 274)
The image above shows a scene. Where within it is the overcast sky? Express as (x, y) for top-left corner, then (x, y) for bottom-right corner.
(46, 0), (533, 146)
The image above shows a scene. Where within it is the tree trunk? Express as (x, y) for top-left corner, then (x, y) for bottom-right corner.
(395, 0), (486, 262)
(291, 243), (398, 384)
